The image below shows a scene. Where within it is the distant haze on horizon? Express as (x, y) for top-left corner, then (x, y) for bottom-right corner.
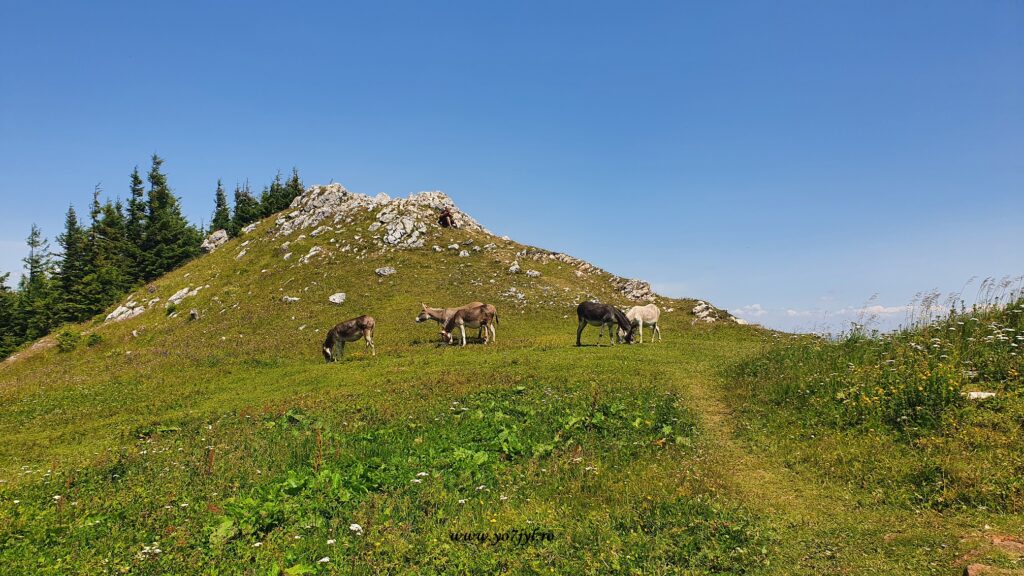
(1, 1), (1021, 334)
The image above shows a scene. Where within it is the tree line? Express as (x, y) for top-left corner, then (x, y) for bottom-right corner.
(0, 155), (304, 359)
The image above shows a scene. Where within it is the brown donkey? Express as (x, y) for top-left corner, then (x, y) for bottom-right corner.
(322, 315), (376, 362)
(440, 304), (498, 346)
(416, 302), (494, 342)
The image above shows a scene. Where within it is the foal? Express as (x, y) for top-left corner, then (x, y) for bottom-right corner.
(322, 315), (376, 362)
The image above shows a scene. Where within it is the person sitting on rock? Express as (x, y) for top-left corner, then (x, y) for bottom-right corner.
(438, 207), (458, 228)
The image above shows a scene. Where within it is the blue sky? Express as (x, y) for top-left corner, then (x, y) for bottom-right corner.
(1, 1), (1021, 332)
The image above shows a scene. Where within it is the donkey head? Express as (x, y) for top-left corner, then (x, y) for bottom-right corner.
(415, 303), (432, 323)
(439, 330), (454, 344)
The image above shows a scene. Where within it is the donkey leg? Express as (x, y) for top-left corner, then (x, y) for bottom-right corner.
(338, 341), (346, 359)
(460, 324), (467, 347)
(365, 330), (376, 356)
(576, 319), (585, 347)
(608, 323), (615, 346)
(638, 322), (643, 344)
(489, 323), (496, 343)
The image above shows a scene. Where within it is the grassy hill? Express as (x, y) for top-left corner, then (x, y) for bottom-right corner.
(1, 186), (1022, 575)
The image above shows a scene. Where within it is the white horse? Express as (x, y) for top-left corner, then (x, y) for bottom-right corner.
(619, 304), (661, 343)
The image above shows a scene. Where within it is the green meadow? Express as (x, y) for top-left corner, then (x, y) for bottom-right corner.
(1, 206), (1021, 574)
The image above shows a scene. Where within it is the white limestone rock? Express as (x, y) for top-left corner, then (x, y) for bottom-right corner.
(200, 229), (229, 252)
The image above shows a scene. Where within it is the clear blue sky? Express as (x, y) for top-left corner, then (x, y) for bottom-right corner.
(1, 1), (1021, 332)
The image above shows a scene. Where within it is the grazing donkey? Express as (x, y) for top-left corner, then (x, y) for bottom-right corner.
(618, 304), (662, 343)
(416, 302), (493, 342)
(440, 304), (498, 346)
(576, 302), (634, 347)
(322, 315), (376, 362)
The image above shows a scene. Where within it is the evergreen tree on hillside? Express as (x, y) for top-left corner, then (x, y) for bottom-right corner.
(17, 224), (56, 340)
(88, 197), (135, 310)
(284, 167), (304, 205)
(125, 167), (147, 281)
(259, 172), (287, 217)
(210, 180), (231, 233)
(139, 155), (201, 280)
(55, 205), (95, 322)
(230, 182), (261, 236)
(0, 273), (18, 358)
(258, 168), (304, 218)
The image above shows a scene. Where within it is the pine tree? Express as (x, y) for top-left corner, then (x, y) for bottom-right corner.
(125, 167), (147, 281)
(18, 224), (56, 340)
(259, 171), (287, 217)
(0, 272), (18, 358)
(258, 168), (304, 217)
(88, 198), (134, 310)
(55, 205), (95, 322)
(284, 167), (304, 206)
(210, 180), (231, 233)
(230, 181), (261, 236)
(139, 155), (201, 280)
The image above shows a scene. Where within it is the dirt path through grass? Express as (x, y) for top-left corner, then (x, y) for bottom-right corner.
(669, 350), (1014, 575)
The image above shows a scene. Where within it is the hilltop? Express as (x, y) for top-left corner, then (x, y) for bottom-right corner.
(4, 183), (734, 369)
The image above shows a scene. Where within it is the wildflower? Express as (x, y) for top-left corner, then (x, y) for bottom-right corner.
(458, 499), (467, 504)
(500, 495), (509, 501)
(476, 485), (486, 491)
(318, 557), (330, 564)
(350, 523), (364, 535)
(327, 539), (336, 545)
(416, 471), (429, 477)
(411, 478), (422, 484)
(252, 542), (262, 547)
(12, 500), (19, 504)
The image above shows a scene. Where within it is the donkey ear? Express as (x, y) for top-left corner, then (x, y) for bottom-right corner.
(421, 303), (428, 309)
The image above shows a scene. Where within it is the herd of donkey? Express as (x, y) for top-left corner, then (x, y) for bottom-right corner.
(321, 301), (663, 362)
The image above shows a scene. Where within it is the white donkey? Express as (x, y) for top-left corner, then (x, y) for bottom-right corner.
(619, 304), (661, 343)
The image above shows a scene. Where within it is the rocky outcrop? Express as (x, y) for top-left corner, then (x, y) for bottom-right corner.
(692, 300), (739, 324)
(375, 267), (396, 277)
(167, 286), (203, 307)
(274, 184), (490, 249)
(328, 293), (347, 305)
(611, 278), (656, 302)
(201, 229), (229, 252)
(105, 302), (145, 323)
(299, 246), (324, 264)
(275, 184), (385, 237)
